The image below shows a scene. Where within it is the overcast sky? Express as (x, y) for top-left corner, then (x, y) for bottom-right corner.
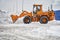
(0, 0), (60, 14)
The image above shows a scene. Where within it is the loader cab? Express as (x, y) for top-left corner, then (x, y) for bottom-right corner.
(33, 4), (42, 14)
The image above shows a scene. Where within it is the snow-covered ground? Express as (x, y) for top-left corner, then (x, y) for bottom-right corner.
(0, 20), (60, 40)
(0, 10), (60, 40)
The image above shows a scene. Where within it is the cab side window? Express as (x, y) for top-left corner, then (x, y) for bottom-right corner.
(37, 6), (40, 11)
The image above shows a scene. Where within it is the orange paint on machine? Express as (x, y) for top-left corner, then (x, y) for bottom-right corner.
(11, 4), (55, 24)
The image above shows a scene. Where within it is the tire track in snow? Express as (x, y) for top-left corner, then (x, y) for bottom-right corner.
(0, 32), (31, 40)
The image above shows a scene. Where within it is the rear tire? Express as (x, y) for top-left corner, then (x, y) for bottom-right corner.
(40, 16), (48, 24)
(23, 16), (31, 24)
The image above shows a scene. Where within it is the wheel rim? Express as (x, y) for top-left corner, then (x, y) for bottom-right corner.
(42, 18), (47, 23)
(24, 18), (29, 23)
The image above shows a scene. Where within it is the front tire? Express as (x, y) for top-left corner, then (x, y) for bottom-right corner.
(40, 16), (48, 24)
(23, 16), (31, 24)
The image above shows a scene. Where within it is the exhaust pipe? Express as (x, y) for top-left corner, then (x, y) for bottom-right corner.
(11, 15), (18, 23)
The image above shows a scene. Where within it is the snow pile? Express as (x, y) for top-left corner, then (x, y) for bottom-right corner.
(0, 10), (24, 24)
(0, 10), (12, 24)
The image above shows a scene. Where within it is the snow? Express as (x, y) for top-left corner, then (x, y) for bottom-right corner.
(0, 10), (60, 40)
(0, 20), (60, 40)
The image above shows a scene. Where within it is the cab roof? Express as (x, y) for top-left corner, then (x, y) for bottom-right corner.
(33, 4), (42, 6)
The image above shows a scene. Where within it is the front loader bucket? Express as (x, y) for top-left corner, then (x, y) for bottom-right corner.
(11, 15), (18, 23)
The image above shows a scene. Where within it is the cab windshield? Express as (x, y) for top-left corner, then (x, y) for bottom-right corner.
(33, 6), (40, 14)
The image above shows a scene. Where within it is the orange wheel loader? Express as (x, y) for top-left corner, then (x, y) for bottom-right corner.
(11, 4), (55, 24)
